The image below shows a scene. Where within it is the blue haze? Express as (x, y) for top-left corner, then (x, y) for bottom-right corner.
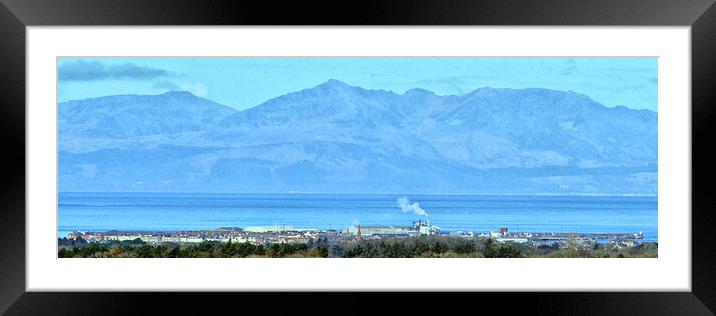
(58, 80), (657, 195)
(57, 58), (658, 237)
(58, 192), (657, 241)
(58, 57), (658, 111)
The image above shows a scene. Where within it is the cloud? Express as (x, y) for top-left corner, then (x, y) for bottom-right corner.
(59, 60), (176, 81)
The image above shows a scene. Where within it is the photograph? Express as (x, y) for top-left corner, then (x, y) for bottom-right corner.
(56, 57), (659, 259)
(3, 0), (713, 312)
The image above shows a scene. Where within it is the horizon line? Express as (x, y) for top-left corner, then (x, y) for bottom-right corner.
(57, 79), (658, 113)
(57, 191), (658, 198)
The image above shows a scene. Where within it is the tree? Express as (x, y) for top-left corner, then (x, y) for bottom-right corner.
(482, 238), (499, 258)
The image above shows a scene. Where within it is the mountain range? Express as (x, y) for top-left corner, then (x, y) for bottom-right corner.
(58, 79), (657, 195)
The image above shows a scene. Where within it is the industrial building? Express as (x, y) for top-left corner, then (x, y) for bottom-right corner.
(343, 219), (440, 237)
(343, 225), (415, 237)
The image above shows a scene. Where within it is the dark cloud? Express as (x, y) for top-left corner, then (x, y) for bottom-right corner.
(58, 60), (176, 81)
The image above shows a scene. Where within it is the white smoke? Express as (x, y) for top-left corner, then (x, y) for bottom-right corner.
(397, 196), (428, 217)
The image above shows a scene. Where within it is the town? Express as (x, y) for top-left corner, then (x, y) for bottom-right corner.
(62, 219), (649, 255)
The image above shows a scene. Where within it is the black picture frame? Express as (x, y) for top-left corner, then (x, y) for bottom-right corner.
(1, 0), (714, 314)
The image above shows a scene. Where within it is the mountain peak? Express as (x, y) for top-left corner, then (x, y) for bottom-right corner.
(404, 88), (436, 97)
(315, 79), (352, 89)
(159, 90), (197, 98)
(58, 84), (657, 195)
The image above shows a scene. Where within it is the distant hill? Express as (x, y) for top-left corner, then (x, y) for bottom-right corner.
(58, 91), (237, 139)
(58, 80), (657, 195)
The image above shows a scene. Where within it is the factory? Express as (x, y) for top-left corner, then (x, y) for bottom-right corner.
(343, 225), (414, 237)
(343, 219), (440, 237)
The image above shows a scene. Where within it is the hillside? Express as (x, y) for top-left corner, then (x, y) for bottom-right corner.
(58, 80), (657, 195)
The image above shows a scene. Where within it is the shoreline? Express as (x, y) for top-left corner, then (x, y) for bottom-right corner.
(58, 227), (657, 259)
(60, 224), (651, 246)
(58, 224), (657, 243)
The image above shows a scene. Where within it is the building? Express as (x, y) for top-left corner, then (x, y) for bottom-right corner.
(344, 225), (415, 236)
(343, 220), (440, 237)
(495, 237), (528, 243)
(490, 227), (510, 238)
(244, 225), (318, 233)
(413, 219), (440, 236)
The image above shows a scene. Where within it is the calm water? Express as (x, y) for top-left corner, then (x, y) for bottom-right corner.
(58, 192), (658, 241)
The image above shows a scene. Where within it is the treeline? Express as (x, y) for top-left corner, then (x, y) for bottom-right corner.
(533, 241), (658, 258)
(328, 236), (521, 258)
(58, 238), (325, 258)
(57, 236), (657, 258)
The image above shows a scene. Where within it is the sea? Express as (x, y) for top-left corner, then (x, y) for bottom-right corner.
(58, 192), (658, 242)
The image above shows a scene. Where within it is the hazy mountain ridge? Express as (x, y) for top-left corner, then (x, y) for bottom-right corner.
(58, 80), (657, 195)
(59, 91), (237, 138)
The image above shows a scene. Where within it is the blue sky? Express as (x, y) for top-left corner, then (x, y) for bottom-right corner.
(58, 57), (658, 111)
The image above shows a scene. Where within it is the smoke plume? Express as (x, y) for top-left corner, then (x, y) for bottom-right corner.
(397, 196), (428, 217)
